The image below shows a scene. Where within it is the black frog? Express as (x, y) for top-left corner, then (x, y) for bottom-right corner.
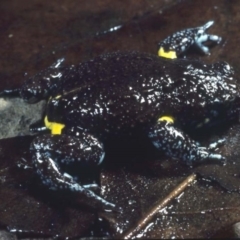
(1, 21), (236, 210)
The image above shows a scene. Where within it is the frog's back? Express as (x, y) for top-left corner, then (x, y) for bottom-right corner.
(49, 52), (180, 131)
(48, 51), (236, 135)
(59, 52), (174, 92)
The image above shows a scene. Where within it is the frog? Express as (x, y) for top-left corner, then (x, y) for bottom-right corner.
(0, 20), (235, 211)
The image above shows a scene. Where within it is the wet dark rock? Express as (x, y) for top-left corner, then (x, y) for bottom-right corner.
(0, 98), (45, 139)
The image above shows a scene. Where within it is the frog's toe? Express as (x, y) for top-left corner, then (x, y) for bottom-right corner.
(196, 147), (225, 163)
(208, 153), (226, 162)
(208, 138), (226, 150)
(83, 183), (100, 191)
(195, 41), (211, 55)
(93, 195), (117, 211)
(49, 57), (65, 69)
(195, 33), (222, 54)
(104, 204), (123, 213)
(204, 20), (214, 28)
(208, 34), (222, 44)
(197, 139), (225, 163)
(194, 21), (222, 54)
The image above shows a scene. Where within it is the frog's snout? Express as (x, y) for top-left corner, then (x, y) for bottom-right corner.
(20, 83), (48, 103)
(20, 87), (38, 103)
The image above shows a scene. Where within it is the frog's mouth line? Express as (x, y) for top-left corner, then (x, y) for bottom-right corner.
(24, 96), (39, 104)
(50, 87), (83, 101)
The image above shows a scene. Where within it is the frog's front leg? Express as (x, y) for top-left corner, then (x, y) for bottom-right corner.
(158, 20), (222, 59)
(30, 130), (117, 211)
(148, 117), (225, 165)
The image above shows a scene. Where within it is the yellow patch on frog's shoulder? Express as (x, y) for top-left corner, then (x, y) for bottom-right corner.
(44, 116), (65, 135)
(158, 47), (177, 59)
(158, 116), (175, 124)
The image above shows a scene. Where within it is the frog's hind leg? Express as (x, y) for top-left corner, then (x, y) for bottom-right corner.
(148, 117), (225, 165)
(158, 20), (222, 59)
(30, 132), (117, 211)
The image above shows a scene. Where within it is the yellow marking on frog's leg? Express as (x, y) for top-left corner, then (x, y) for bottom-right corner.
(158, 116), (175, 124)
(158, 47), (177, 59)
(44, 116), (65, 135)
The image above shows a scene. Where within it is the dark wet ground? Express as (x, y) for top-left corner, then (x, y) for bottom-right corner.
(1, 0), (240, 239)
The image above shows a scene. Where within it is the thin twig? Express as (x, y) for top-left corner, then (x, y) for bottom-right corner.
(120, 173), (197, 239)
(165, 206), (240, 216)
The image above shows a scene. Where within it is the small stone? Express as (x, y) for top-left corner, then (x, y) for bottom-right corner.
(233, 222), (240, 238)
(0, 230), (17, 240)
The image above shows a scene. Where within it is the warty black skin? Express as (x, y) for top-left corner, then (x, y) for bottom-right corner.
(31, 52), (238, 135)
(1, 21), (237, 210)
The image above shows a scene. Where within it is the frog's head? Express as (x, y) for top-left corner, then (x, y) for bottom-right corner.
(20, 58), (65, 103)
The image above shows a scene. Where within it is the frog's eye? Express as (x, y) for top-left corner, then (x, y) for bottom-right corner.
(20, 88), (37, 103)
(20, 66), (64, 103)
(20, 85), (47, 103)
(20, 75), (50, 103)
